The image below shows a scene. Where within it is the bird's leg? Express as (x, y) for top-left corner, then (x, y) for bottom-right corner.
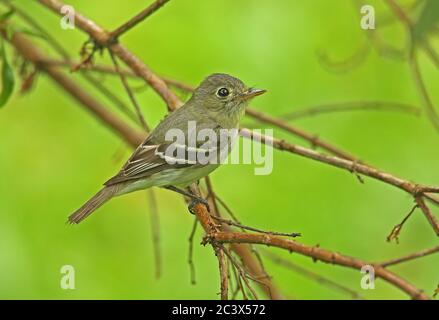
(163, 185), (210, 213)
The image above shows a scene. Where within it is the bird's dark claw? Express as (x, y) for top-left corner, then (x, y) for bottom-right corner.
(188, 198), (210, 214)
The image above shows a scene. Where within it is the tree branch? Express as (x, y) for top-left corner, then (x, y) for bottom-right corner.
(240, 129), (439, 206)
(378, 245), (439, 267)
(206, 231), (430, 300)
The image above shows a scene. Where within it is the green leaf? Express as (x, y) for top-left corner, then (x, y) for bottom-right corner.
(0, 42), (15, 108)
(413, 0), (439, 41)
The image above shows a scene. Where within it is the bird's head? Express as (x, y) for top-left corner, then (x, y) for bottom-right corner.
(191, 73), (266, 127)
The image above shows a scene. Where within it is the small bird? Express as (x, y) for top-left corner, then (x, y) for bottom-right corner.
(68, 73), (266, 224)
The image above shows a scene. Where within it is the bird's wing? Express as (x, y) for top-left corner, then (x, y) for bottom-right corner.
(104, 140), (207, 186)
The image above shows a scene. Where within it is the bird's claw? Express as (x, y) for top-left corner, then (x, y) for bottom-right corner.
(188, 198), (210, 214)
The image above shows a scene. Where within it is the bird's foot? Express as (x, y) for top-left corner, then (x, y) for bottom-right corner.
(188, 197), (210, 214)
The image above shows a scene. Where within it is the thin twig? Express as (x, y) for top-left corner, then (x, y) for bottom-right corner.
(387, 204), (419, 244)
(109, 0), (171, 40)
(230, 255), (246, 300)
(205, 176), (221, 217)
(378, 245), (439, 267)
(210, 215), (301, 238)
(108, 49), (149, 131)
(317, 40), (372, 73)
(411, 49), (439, 134)
(282, 101), (421, 121)
(222, 247), (259, 300)
(187, 218), (198, 285)
(420, 40), (439, 72)
(245, 108), (359, 160)
(240, 129), (439, 204)
(263, 250), (365, 300)
(215, 193), (242, 224)
(229, 259), (242, 299)
(147, 190), (161, 279)
(215, 246), (229, 300)
(415, 196), (439, 236)
(410, 49), (439, 134)
(385, 0), (413, 26)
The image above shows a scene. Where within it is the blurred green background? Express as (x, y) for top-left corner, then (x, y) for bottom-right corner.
(0, 0), (438, 299)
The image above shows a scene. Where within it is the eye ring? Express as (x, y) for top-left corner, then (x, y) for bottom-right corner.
(217, 87), (230, 98)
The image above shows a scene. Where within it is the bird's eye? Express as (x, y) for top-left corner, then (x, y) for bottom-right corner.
(217, 87), (230, 97)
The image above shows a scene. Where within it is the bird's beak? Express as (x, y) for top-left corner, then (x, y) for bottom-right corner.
(240, 87), (267, 101)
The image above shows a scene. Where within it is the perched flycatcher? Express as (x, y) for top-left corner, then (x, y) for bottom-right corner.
(69, 73), (266, 224)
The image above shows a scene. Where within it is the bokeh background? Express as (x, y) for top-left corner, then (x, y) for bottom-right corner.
(0, 0), (438, 299)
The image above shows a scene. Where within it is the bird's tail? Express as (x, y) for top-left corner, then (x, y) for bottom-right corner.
(68, 186), (118, 224)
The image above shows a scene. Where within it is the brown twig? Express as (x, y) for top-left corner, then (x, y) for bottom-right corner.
(410, 49), (439, 134)
(205, 176), (221, 218)
(108, 49), (150, 131)
(147, 190), (161, 279)
(109, 0), (171, 41)
(378, 245), (439, 267)
(262, 250), (365, 300)
(222, 247), (259, 300)
(421, 40), (439, 71)
(316, 39), (371, 73)
(192, 187), (230, 300)
(187, 218), (198, 285)
(387, 204), (419, 244)
(208, 192), (245, 227)
(415, 196), (439, 236)
(229, 258), (243, 299)
(207, 231), (430, 300)
(240, 129), (439, 206)
(210, 215), (301, 238)
(385, 0), (413, 26)
(201, 187), (282, 299)
(215, 246), (229, 300)
(245, 108), (359, 160)
(281, 101), (421, 121)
